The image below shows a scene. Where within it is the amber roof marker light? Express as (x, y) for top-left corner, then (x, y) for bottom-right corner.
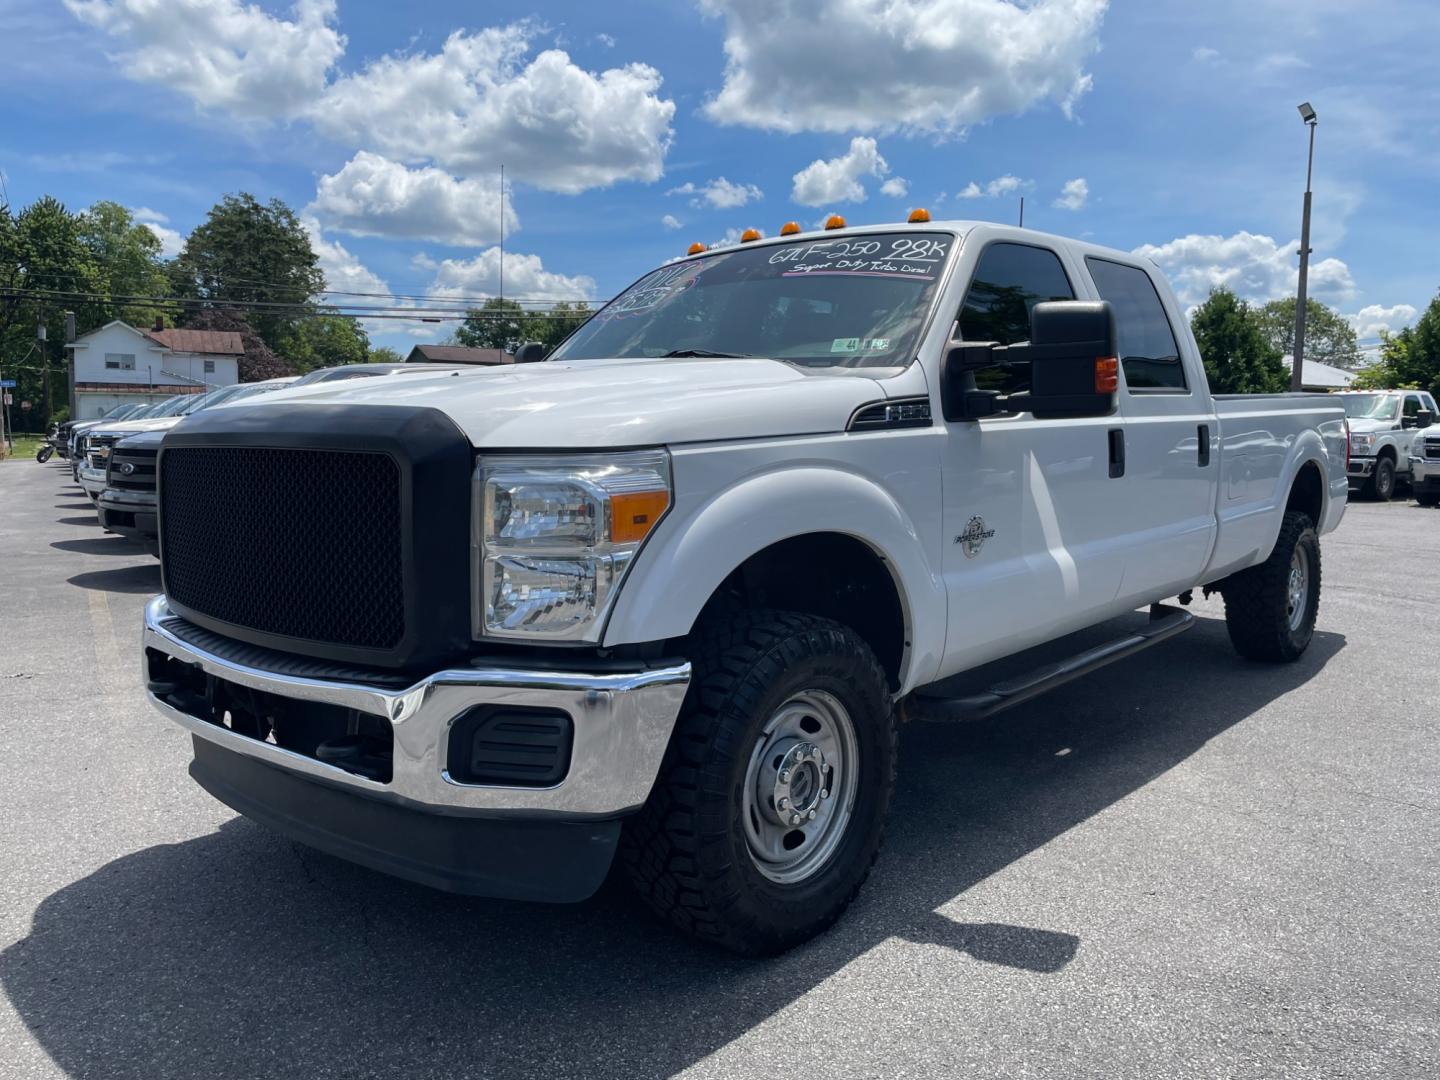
(740, 228), (762, 243)
(779, 221), (801, 236)
(687, 242), (706, 255)
(908, 208), (931, 223)
(823, 214), (846, 230)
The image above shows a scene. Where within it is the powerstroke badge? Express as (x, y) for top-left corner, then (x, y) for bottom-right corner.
(956, 516), (996, 558)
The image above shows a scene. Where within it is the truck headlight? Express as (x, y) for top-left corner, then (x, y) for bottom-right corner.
(1350, 432), (1374, 454)
(474, 451), (671, 640)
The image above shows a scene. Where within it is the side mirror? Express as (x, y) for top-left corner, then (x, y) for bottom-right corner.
(513, 342), (547, 364)
(1417, 409), (1435, 429)
(939, 300), (1119, 422)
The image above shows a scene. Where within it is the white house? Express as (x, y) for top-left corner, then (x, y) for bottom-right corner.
(66, 319), (243, 419)
(1282, 355), (1356, 392)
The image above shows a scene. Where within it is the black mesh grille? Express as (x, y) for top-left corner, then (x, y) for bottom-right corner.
(160, 446), (406, 650)
(107, 445), (158, 491)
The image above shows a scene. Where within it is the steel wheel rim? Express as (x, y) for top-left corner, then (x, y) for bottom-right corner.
(1286, 544), (1310, 632)
(741, 689), (860, 885)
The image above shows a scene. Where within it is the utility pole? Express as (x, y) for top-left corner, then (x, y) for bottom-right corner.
(1018, 197), (1025, 228)
(38, 319), (50, 429)
(65, 310), (77, 419)
(499, 163), (505, 303)
(1292, 102), (1318, 392)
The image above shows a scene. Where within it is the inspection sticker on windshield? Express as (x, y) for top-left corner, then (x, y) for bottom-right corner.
(831, 337), (861, 353)
(831, 337), (892, 353)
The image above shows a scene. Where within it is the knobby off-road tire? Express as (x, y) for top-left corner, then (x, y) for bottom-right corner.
(621, 611), (897, 956)
(1220, 511), (1321, 662)
(1365, 456), (1396, 501)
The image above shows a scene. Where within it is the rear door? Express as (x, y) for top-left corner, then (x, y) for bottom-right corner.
(1084, 256), (1219, 602)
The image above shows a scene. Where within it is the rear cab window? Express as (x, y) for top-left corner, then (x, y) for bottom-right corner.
(1085, 257), (1187, 392)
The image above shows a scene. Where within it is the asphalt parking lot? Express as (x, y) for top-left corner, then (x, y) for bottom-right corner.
(1, 455), (1436, 1080)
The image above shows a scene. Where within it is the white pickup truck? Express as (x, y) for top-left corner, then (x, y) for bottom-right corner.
(1338, 389), (1438, 500)
(142, 220), (1348, 954)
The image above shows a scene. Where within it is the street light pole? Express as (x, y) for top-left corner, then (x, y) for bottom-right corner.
(1292, 102), (1318, 392)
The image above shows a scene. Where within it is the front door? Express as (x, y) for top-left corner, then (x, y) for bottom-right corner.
(938, 241), (1132, 679)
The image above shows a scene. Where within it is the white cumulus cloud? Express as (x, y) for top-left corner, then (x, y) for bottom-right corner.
(311, 24), (675, 193)
(1347, 303), (1418, 340)
(661, 214), (683, 230)
(791, 137), (890, 206)
(957, 175), (1027, 199)
(427, 248), (597, 304)
(1134, 231), (1356, 308)
(130, 206), (184, 257)
(301, 216), (425, 337)
(1053, 177), (1088, 210)
(64, 9), (675, 195)
(667, 177), (763, 209)
(700, 0), (1107, 134)
(64, 0), (344, 121)
(879, 177), (910, 198)
(308, 152), (516, 247)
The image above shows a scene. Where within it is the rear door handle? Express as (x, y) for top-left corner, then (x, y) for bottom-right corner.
(1108, 428), (1125, 478)
(1198, 424), (1211, 467)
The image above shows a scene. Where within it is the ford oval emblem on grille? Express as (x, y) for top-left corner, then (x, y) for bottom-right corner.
(118, 461), (135, 475)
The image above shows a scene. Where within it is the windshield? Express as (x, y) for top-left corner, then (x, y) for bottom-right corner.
(550, 232), (955, 368)
(144, 394), (195, 418)
(1342, 394), (1398, 420)
(292, 366), (388, 386)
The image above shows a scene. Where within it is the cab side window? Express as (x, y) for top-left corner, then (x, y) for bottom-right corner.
(957, 243), (1074, 395)
(1085, 257), (1186, 391)
(1403, 395), (1422, 425)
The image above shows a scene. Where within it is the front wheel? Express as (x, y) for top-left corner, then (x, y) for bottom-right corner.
(621, 611), (897, 955)
(1220, 511), (1321, 662)
(1417, 492), (1440, 508)
(1366, 456), (1396, 500)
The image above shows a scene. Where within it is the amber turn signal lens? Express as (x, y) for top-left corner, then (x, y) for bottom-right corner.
(907, 208), (931, 223)
(824, 214), (846, 230)
(1094, 357), (1119, 394)
(610, 489), (671, 544)
(779, 221), (801, 235)
(687, 242), (706, 255)
(740, 228), (761, 242)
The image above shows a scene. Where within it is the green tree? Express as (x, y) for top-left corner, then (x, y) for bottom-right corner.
(1190, 287), (1288, 394)
(1254, 297), (1362, 369)
(454, 297), (525, 352)
(169, 193), (323, 346)
(0, 197), (98, 428)
(369, 345), (404, 364)
(76, 201), (169, 327)
(537, 301), (592, 352)
(275, 314), (369, 373)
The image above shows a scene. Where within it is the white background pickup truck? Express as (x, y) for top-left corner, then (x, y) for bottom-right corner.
(142, 219), (1348, 955)
(1337, 388), (1439, 500)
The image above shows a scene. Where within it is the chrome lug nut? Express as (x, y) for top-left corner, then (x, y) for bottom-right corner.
(779, 769), (790, 783)
(777, 796), (789, 810)
(820, 789), (830, 800)
(789, 814), (801, 826)
(807, 809), (817, 820)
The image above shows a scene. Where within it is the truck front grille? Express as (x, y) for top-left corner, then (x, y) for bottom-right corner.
(160, 446), (406, 651)
(107, 445), (158, 492)
(1424, 438), (1440, 460)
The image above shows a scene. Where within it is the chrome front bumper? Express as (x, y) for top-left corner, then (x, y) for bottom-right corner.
(78, 464), (108, 497)
(142, 595), (691, 819)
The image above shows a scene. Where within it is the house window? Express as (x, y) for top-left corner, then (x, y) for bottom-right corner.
(203, 359), (215, 374)
(105, 353), (136, 371)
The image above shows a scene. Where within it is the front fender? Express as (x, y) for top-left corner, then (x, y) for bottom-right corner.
(602, 460), (945, 695)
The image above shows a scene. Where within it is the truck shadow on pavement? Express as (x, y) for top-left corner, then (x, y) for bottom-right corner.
(48, 537), (138, 556)
(66, 563), (161, 594)
(1, 618), (1344, 1080)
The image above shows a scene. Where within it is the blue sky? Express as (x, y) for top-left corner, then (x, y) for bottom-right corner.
(3, 0), (1437, 353)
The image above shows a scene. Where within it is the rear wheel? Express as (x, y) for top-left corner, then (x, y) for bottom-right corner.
(621, 610), (897, 955)
(1417, 492), (1440, 508)
(1220, 511), (1321, 662)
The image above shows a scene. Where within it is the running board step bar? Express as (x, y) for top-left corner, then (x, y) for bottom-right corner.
(905, 604), (1195, 724)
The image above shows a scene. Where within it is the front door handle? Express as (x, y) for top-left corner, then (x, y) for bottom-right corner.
(1198, 424), (1211, 467)
(1108, 428), (1125, 478)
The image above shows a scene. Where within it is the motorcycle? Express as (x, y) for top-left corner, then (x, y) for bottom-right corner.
(35, 425), (59, 463)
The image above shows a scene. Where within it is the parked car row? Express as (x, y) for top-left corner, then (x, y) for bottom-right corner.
(1337, 388), (1438, 502)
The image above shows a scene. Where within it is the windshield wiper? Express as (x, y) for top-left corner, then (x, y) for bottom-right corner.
(660, 348), (754, 358)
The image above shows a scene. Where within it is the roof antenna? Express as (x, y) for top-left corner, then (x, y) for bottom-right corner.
(499, 163), (505, 303)
(1018, 197), (1025, 228)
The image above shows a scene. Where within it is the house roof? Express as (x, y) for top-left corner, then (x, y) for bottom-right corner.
(406, 344), (513, 365)
(1282, 356), (1355, 389)
(142, 328), (244, 355)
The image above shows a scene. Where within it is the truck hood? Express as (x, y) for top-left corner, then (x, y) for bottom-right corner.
(218, 357), (891, 447)
(87, 417), (183, 438)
